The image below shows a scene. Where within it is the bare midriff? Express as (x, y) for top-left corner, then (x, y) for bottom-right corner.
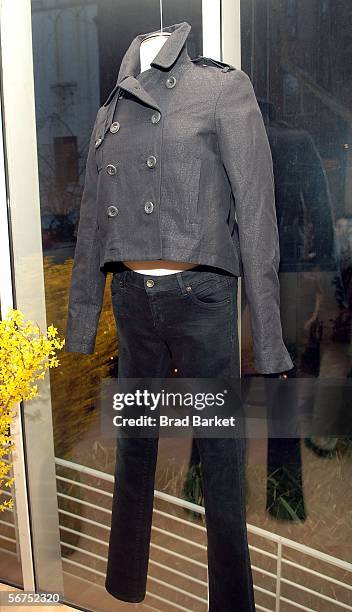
(123, 260), (199, 274)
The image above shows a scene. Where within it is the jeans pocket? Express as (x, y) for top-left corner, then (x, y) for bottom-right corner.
(185, 277), (232, 309)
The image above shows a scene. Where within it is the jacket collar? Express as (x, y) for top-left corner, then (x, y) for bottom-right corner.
(116, 21), (192, 85)
(102, 22), (191, 114)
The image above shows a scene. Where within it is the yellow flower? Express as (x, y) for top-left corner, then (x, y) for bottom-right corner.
(0, 309), (64, 511)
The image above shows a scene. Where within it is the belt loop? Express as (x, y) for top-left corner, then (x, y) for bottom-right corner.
(121, 269), (129, 288)
(176, 271), (187, 295)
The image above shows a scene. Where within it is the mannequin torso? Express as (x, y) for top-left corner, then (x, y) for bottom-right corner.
(122, 33), (198, 276)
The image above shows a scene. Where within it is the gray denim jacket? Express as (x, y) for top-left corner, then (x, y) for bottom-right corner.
(65, 20), (294, 374)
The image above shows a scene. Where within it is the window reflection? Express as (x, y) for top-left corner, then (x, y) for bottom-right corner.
(241, 1), (352, 609)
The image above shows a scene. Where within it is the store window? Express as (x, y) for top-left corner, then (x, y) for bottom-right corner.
(0, 0), (350, 610)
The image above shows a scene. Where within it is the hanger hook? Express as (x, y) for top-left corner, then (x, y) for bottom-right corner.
(159, 0), (163, 32)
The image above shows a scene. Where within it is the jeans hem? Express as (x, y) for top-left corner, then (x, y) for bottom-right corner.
(105, 582), (146, 603)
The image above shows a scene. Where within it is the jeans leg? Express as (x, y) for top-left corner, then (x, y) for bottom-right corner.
(197, 437), (255, 612)
(105, 284), (172, 602)
(105, 437), (160, 602)
(162, 270), (255, 610)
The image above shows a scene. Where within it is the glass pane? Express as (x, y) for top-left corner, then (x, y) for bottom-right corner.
(240, 0), (352, 609)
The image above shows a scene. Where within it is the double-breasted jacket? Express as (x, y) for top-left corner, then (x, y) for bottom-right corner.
(65, 20), (294, 374)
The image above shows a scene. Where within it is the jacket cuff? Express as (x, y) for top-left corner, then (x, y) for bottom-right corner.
(64, 338), (95, 355)
(254, 348), (294, 375)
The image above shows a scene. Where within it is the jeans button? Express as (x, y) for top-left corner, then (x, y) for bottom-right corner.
(146, 279), (155, 288)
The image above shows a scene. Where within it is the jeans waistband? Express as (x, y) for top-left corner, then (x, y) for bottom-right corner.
(114, 263), (234, 294)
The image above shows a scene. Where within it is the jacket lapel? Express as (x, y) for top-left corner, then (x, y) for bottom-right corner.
(99, 22), (192, 131)
(96, 76), (160, 145)
(117, 76), (161, 112)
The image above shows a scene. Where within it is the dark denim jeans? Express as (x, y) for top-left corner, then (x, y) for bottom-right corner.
(104, 264), (255, 612)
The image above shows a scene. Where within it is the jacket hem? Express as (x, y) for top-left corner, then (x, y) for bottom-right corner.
(102, 246), (243, 276)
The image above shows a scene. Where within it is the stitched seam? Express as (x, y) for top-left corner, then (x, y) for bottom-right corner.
(214, 70), (248, 186)
(132, 439), (155, 589)
(214, 72), (247, 144)
(186, 278), (231, 307)
(73, 112), (103, 346)
(213, 73), (226, 157)
(132, 346), (166, 591)
(233, 436), (255, 608)
(186, 291), (231, 310)
(75, 146), (101, 346)
(78, 232), (101, 347)
(104, 245), (242, 262)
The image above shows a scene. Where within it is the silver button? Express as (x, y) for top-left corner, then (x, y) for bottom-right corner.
(110, 121), (120, 133)
(144, 201), (154, 214)
(151, 112), (161, 124)
(166, 76), (177, 89)
(95, 137), (102, 147)
(146, 155), (157, 168)
(146, 279), (155, 288)
(106, 164), (117, 175)
(107, 205), (118, 217)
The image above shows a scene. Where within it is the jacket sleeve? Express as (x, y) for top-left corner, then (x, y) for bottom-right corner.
(215, 69), (294, 374)
(65, 109), (107, 354)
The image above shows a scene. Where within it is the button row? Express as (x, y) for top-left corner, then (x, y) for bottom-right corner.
(94, 74), (176, 148)
(99, 75), (175, 221)
(104, 155), (157, 176)
(95, 108), (162, 148)
(106, 201), (155, 217)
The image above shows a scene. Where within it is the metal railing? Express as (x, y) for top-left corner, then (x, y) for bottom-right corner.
(53, 457), (352, 611)
(2, 456), (351, 610)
